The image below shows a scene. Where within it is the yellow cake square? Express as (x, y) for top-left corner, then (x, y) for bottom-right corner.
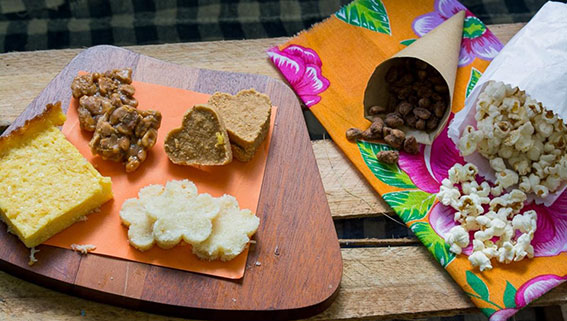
(0, 102), (113, 248)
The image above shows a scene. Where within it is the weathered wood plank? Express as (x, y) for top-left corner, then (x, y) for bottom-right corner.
(313, 140), (392, 218)
(1, 247), (565, 321)
(0, 23), (525, 124)
(339, 238), (419, 247)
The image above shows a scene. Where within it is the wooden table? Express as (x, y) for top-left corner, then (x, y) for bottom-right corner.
(1, 22), (567, 320)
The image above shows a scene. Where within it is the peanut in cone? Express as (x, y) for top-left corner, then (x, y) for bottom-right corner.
(363, 10), (465, 145)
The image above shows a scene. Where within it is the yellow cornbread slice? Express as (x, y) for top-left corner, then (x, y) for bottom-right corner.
(0, 102), (113, 248)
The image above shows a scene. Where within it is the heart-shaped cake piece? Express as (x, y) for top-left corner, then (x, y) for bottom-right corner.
(207, 89), (271, 162)
(164, 104), (232, 166)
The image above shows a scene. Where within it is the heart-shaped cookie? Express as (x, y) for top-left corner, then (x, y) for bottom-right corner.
(164, 104), (232, 166)
(207, 89), (271, 162)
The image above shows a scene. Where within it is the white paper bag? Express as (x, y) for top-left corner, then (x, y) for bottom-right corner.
(448, 1), (567, 206)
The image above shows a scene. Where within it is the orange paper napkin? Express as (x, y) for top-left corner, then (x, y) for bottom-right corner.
(46, 80), (275, 280)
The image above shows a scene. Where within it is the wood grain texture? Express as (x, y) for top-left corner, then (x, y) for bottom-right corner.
(1, 247), (566, 321)
(313, 140), (392, 218)
(0, 24), (525, 125)
(0, 46), (342, 320)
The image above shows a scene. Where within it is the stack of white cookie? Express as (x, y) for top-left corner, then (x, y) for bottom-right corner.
(120, 179), (259, 261)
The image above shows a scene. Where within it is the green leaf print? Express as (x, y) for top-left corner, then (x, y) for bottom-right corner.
(357, 141), (416, 188)
(466, 67), (482, 98)
(503, 281), (517, 309)
(383, 190), (436, 223)
(466, 271), (490, 301)
(480, 308), (497, 316)
(410, 222), (455, 268)
(400, 39), (416, 46)
(335, 0), (391, 35)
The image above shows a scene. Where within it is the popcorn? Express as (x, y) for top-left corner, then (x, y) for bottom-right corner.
(536, 120), (554, 137)
(513, 233), (535, 261)
(445, 225), (469, 255)
(437, 185), (461, 207)
(461, 181), (479, 195)
(469, 251), (492, 271)
(457, 80), (567, 200)
(512, 210), (537, 234)
(439, 162), (538, 272)
(545, 174), (561, 192)
(496, 169), (519, 189)
(459, 126), (482, 156)
(534, 184), (549, 198)
(477, 182), (491, 197)
(490, 158), (506, 172)
(497, 242), (515, 264)
(519, 176), (531, 193)
(527, 140), (544, 161)
(491, 184), (504, 196)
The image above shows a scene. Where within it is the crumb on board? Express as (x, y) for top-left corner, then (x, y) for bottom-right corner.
(255, 261), (261, 266)
(28, 247), (39, 266)
(274, 245), (280, 256)
(70, 244), (97, 254)
(77, 215), (88, 222)
(89, 206), (101, 214)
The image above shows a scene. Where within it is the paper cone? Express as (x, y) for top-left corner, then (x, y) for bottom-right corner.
(363, 10), (465, 145)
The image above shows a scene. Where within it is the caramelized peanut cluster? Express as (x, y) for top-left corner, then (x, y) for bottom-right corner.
(70, 68), (162, 172)
(71, 69), (138, 131)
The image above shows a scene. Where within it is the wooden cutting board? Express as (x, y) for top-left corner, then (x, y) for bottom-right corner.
(0, 45), (342, 320)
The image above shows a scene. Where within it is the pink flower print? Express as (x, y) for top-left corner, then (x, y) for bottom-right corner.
(398, 115), (465, 194)
(267, 45), (330, 108)
(412, 0), (503, 66)
(489, 274), (567, 321)
(398, 117), (567, 258)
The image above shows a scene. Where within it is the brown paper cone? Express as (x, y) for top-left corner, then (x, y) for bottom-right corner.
(363, 10), (465, 145)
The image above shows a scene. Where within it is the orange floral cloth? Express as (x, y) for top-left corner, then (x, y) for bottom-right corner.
(268, 1), (567, 319)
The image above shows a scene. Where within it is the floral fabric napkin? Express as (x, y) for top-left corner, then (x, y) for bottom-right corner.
(268, 0), (567, 320)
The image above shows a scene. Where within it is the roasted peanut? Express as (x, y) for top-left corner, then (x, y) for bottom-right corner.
(397, 102), (413, 116)
(434, 84), (449, 93)
(384, 112), (404, 128)
(376, 150), (399, 164)
(369, 117), (385, 135)
(403, 136), (419, 154)
(433, 101), (446, 118)
(416, 119), (426, 130)
(418, 97), (431, 109)
(415, 60), (428, 70)
(413, 107), (432, 120)
(384, 129), (405, 149)
(385, 134), (403, 149)
(361, 128), (380, 141)
(426, 117), (439, 131)
(385, 67), (399, 83)
(346, 128), (363, 141)
(406, 114), (418, 128)
(368, 105), (387, 115)
(381, 59), (448, 133)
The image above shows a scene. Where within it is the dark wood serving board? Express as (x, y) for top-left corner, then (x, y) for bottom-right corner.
(0, 45), (342, 320)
